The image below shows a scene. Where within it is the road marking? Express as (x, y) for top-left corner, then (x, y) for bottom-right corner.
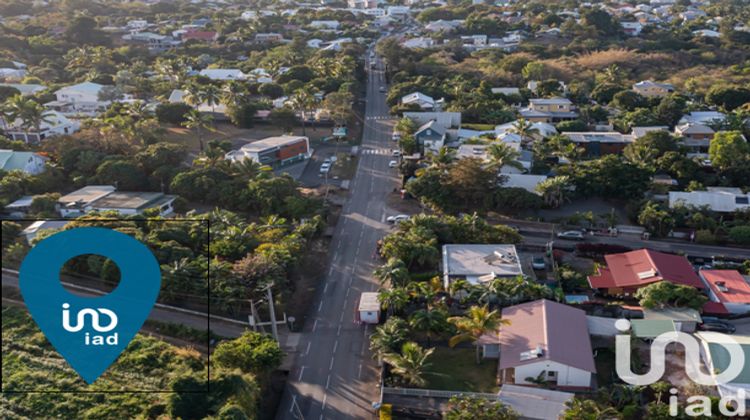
(313, 319), (318, 332)
(290, 395), (297, 413)
(323, 283), (328, 293)
(305, 342), (311, 356)
(333, 340), (338, 354)
(337, 325), (342, 336)
(329, 357), (334, 371)
(339, 310), (345, 323)
(328, 266), (334, 275)
(381, 213), (386, 223)
(318, 300), (323, 312)
(298, 366), (305, 381)
(345, 288), (350, 298)
(358, 363), (363, 379)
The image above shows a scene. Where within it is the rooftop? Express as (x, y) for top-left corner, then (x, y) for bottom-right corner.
(443, 244), (522, 282)
(562, 132), (635, 144)
(58, 185), (116, 206)
(358, 292), (380, 312)
(89, 191), (175, 210)
(588, 249), (703, 290)
(700, 270), (750, 304)
(239, 136), (309, 152)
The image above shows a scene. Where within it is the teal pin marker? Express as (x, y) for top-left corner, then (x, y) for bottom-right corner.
(18, 227), (162, 384)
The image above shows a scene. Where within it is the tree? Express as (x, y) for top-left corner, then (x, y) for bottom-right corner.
(323, 91), (354, 126)
(370, 317), (409, 363)
(729, 226), (750, 245)
(182, 109), (214, 151)
(395, 117), (416, 136)
(612, 90), (647, 112)
(563, 398), (619, 420)
(705, 86), (750, 111)
(378, 287), (409, 316)
(445, 396), (519, 420)
(487, 142), (523, 172)
(634, 281), (708, 310)
(374, 258), (410, 287)
(449, 305), (507, 364)
(536, 176), (572, 208)
(429, 146), (456, 169)
(94, 159), (147, 191)
(258, 83), (284, 99)
(201, 84), (221, 114)
(226, 102), (259, 129)
(212, 331), (283, 376)
(4, 95), (53, 143)
(156, 103), (192, 124)
(638, 201), (674, 237)
(289, 88), (315, 135)
(269, 107), (297, 132)
(709, 131), (750, 172)
(409, 308), (449, 346)
(508, 118), (539, 143)
(382, 341), (434, 387)
(446, 158), (498, 210)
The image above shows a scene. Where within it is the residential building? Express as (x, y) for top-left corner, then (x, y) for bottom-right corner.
(21, 220), (69, 244)
(199, 69), (247, 81)
(496, 120), (558, 139)
(225, 135), (310, 167)
(57, 185), (176, 217)
(675, 122), (714, 142)
(122, 32), (180, 51)
(700, 270), (750, 315)
(632, 126), (669, 139)
(402, 37), (434, 49)
(588, 249), (704, 296)
(562, 132), (635, 157)
(254, 33), (284, 44)
(386, 6), (410, 17)
(642, 307), (702, 332)
(309, 20), (340, 30)
(46, 82), (129, 116)
(519, 98), (578, 123)
(621, 21), (643, 36)
(0, 150), (48, 174)
(403, 111), (461, 129)
(5, 110), (80, 143)
(491, 87), (520, 96)
(498, 299), (596, 389)
(4, 195), (35, 217)
(679, 111), (726, 126)
(633, 80), (675, 97)
(669, 188), (750, 213)
(401, 92), (441, 110)
(413, 120), (446, 152)
(180, 29), (218, 42)
(442, 244), (522, 289)
(348, 0), (378, 8)
(0, 68), (26, 81)
(424, 19), (463, 32)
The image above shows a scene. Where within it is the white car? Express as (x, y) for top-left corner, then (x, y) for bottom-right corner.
(391, 149), (401, 157)
(388, 160), (398, 168)
(386, 214), (410, 223)
(319, 162), (331, 174)
(557, 230), (584, 240)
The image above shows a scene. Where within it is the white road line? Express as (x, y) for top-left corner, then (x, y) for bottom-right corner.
(298, 366), (305, 382)
(318, 300), (323, 312)
(305, 342), (311, 356)
(323, 283), (328, 293)
(313, 319), (318, 332)
(339, 310), (345, 323)
(322, 393), (328, 410)
(333, 340), (338, 354)
(290, 395), (297, 413)
(328, 266), (334, 276)
(381, 213), (386, 223)
(325, 374), (331, 389)
(345, 288), (350, 297)
(337, 325), (342, 336)
(329, 357), (334, 370)
(358, 363), (363, 379)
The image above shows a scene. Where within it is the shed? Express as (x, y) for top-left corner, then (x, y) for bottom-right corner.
(358, 292), (380, 324)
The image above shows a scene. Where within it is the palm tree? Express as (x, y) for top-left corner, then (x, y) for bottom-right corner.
(508, 118), (539, 143)
(378, 287), (409, 316)
(535, 175), (572, 208)
(562, 398), (619, 420)
(231, 158), (265, 179)
(182, 83), (204, 108)
(124, 101), (150, 121)
(409, 308), (449, 346)
(201, 84), (221, 114)
(429, 146), (456, 169)
(487, 142), (524, 172)
(602, 64), (623, 85)
(6, 96), (53, 143)
(395, 117), (416, 136)
(182, 109), (213, 151)
(370, 317), (409, 365)
(382, 341), (434, 387)
(290, 88), (315, 135)
(374, 258), (409, 287)
(221, 81), (246, 107)
(448, 305), (508, 364)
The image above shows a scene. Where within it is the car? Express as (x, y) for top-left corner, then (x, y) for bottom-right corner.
(379, 86), (386, 93)
(323, 158), (332, 165)
(557, 230), (584, 240)
(531, 257), (546, 270)
(698, 322), (736, 334)
(391, 149), (401, 157)
(386, 214), (410, 223)
(388, 160), (398, 168)
(319, 163), (331, 174)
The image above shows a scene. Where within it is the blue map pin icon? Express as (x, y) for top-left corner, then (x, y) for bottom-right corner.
(18, 227), (162, 384)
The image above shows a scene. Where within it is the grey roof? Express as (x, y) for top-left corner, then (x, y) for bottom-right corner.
(415, 120), (446, 136)
(563, 132), (635, 144)
(90, 191), (175, 210)
(499, 384), (575, 420)
(239, 135), (308, 153)
(58, 186), (116, 206)
(443, 244), (522, 279)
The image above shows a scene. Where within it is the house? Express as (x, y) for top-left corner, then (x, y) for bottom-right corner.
(348, 0), (378, 8)
(180, 29), (218, 42)
(498, 299), (596, 389)
(562, 132), (635, 157)
(401, 92), (440, 110)
(413, 120), (446, 152)
(669, 188), (750, 213)
(496, 120), (558, 139)
(122, 32), (180, 51)
(358, 292), (380, 324)
(675, 123), (714, 155)
(199, 69), (247, 81)
(455, 143), (533, 174)
(386, 6), (410, 17)
(3, 195), (35, 218)
(225, 135), (310, 167)
(588, 249), (704, 296)
(497, 385), (574, 420)
(693, 29), (720, 38)
(5, 110), (80, 143)
(679, 111), (726, 126)
(700, 270), (750, 315)
(403, 111), (461, 129)
(696, 332), (750, 402)
(491, 87), (520, 96)
(442, 244), (522, 289)
(402, 37), (434, 49)
(0, 68), (27, 82)
(642, 307), (702, 332)
(57, 185), (176, 217)
(309, 20), (340, 30)
(254, 33), (284, 44)
(519, 98), (578, 123)
(0, 83), (46, 96)
(632, 126), (669, 139)
(21, 220), (69, 244)
(621, 21), (643, 36)
(633, 80), (675, 98)
(46, 82), (129, 116)
(0, 150), (48, 174)
(424, 19), (463, 32)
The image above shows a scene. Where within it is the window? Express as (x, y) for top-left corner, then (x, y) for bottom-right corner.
(547, 370), (557, 379)
(736, 196), (749, 205)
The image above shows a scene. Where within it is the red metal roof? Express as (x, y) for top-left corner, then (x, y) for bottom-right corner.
(587, 249), (702, 289)
(700, 270), (750, 304)
(183, 30), (217, 41)
(702, 301), (729, 315)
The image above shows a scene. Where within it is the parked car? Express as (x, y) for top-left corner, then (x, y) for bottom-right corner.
(391, 149), (401, 157)
(319, 162), (331, 174)
(557, 230), (584, 240)
(698, 322), (736, 334)
(386, 214), (410, 223)
(379, 86), (386, 93)
(388, 160), (398, 168)
(532, 257), (546, 270)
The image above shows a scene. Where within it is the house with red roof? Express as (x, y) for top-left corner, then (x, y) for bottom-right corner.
(498, 299), (596, 390)
(587, 249), (704, 296)
(700, 270), (750, 315)
(181, 29), (218, 42)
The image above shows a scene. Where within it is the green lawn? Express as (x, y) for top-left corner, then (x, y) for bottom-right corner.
(423, 347), (499, 393)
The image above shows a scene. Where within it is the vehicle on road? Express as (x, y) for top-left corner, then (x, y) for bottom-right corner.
(532, 257), (546, 270)
(698, 321), (736, 334)
(557, 230), (584, 240)
(379, 86), (386, 93)
(392, 131), (401, 142)
(388, 160), (398, 168)
(391, 149), (401, 157)
(319, 162), (331, 174)
(386, 214), (410, 223)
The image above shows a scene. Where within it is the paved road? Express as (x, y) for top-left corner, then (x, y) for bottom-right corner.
(277, 50), (396, 420)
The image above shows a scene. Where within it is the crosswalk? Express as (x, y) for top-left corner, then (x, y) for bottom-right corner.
(365, 115), (397, 121)
(361, 148), (393, 155)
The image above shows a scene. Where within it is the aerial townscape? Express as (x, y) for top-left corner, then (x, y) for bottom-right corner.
(1, 0), (750, 419)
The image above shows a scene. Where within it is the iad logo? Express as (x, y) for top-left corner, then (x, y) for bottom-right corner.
(61, 303), (119, 345)
(614, 318), (746, 417)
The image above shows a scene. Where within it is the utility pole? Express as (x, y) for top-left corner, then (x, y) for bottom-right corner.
(266, 285), (279, 342)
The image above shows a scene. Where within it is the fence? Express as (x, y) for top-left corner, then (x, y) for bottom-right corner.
(381, 386), (501, 401)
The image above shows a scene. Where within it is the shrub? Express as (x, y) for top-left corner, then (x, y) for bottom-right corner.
(156, 103), (192, 124)
(695, 229), (717, 245)
(729, 225), (750, 245)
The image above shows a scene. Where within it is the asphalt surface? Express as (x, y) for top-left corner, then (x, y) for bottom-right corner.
(276, 50), (396, 420)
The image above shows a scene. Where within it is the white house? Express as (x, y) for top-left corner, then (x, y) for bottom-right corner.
(309, 20), (340, 30)
(633, 80), (675, 97)
(401, 92), (439, 110)
(669, 188), (750, 213)
(442, 244), (522, 289)
(402, 37), (434, 49)
(5, 110), (80, 143)
(21, 220), (69, 244)
(57, 185), (176, 217)
(199, 69), (246, 81)
(0, 150), (48, 174)
(621, 21), (643, 36)
(0, 68), (27, 81)
(491, 87), (520, 96)
(498, 299), (595, 389)
(0, 83), (46, 96)
(679, 111), (726, 125)
(46, 82), (131, 116)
